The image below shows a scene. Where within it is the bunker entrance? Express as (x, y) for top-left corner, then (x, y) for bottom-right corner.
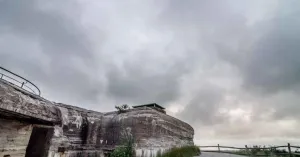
(25, 126), (54, 157)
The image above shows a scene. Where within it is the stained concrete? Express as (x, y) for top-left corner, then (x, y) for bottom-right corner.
(0, 80), (194, 157)
(0, 119), (32, 157)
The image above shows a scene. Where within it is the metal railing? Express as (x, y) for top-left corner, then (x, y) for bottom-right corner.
(199, 143), (300, 157)
(0, 67), (41, 96)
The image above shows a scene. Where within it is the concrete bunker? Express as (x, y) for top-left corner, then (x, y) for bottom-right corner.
(0, 67), (194, 157)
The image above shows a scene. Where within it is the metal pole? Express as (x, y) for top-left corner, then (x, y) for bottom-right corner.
(218, 144), (220, 153)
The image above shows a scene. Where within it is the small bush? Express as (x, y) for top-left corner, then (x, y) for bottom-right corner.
(110, 127), (135, 157)
(158, 146), (201, 157)
(110, 146), (133, 157)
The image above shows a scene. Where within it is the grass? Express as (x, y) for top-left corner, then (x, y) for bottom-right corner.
(110, 145), (200, 157)
(110, 146), (134, 157)
(110, 128), (135, 157)
(157, 146), (201, 157)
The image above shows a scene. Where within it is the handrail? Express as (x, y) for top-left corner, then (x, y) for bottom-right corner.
(290, 145), (300, 149)
(199, 143), (300, 157)
(199, 145), (296, 150)
(0, 67), (41, 96)
(23, 84), (36, 94)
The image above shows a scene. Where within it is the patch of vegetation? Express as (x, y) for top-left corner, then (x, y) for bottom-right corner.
(110, 128), (135, 157)
(157, 146), (201, 157)
(110, 146), (134, 157)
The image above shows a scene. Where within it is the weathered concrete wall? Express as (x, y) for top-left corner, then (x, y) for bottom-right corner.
(102, 108), (194, 157)
(0, 119), (33, 157)
(0, 81), (61, 125)
(0, 80), (194, 157)
(47, 104), (105, 157)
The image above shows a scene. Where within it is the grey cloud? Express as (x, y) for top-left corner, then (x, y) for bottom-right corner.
(0, 0), (90, 58)
(159, 0), (249, 126)
(159, 0), (300, 141)
(0, 0), (197, 110)
(213, 0), (300, 123)
(217, 0), (300, 95)
(106, 51), (194, 105)
(213, 120), (300, 139)
(0, 0), (101, 107)
(262, 91), (300, 120)
(242, 14), (300, 94)
(158, 0), (248, 39)
(177, 83), (226, 126)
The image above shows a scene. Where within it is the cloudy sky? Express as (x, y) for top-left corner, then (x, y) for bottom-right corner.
(1, 0), (300, 146)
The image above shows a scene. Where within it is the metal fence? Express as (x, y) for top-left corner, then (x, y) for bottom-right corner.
(199, 143), (300, 157)
(0, 66), (41, 96)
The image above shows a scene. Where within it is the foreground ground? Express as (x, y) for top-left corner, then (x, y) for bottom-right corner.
(198, 152), (247, 157)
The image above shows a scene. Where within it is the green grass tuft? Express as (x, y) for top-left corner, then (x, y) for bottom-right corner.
(157, 146), (201, 157)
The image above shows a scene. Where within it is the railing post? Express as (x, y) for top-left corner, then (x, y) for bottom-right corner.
(218, 144), (220, 153)
(288, 143), (292, 157)
(21, 82), (25, 88)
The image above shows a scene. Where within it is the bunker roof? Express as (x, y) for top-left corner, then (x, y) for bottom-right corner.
(132, 103), (165, 110)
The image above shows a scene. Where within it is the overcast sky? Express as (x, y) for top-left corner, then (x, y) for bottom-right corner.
(1, 0), (300, 146)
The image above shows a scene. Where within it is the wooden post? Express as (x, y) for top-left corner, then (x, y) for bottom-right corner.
(288, 143), (292, 157)
(245, 145), (250, 157)
(218, 144), (220, 153)
(273, 147), (277, 157)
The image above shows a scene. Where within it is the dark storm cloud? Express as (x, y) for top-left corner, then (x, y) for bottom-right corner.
(106, 50), (195, 105)
(213, 0), (300, 121)
(241, 5), (300, 94)
(0, 0), (90, 57)
(0, 0), (195, 109)
(0, 0), (101, 106)
(107, 65), (179, 104)
(210, 0), (300, 96)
